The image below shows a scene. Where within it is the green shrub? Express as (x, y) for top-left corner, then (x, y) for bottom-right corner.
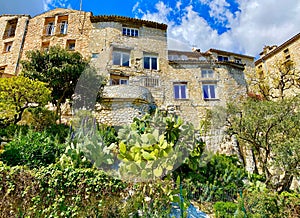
(0, 162), (174, 217)
(175, 154), (246, 202)
(214, 201), (238, 218)
(0, 129), (66, 168)
(0, 124), (29, 144)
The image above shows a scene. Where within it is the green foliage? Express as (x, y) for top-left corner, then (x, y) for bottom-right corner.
(0, 129), (66, 168)
(176, 154), (246, 203)
(117, 111), (197, 181)
(0, 124), (29, 144)
(21, 46), (105, 120)
(20, 107), (58, 131)
(238, 189), (300, 217)
(0, 162), (177, 217)
(226, 96), (300, 191)
(213, 201), (238, 218)
(70, 114), (117, 171)
(0, 76), (51, 126)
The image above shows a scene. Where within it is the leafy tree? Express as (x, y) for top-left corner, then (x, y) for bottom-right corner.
(21, 46), (101, 121)
(0, 76), (51, 126)
(226, 96), (300, 192)
(247, 59), (299, 100)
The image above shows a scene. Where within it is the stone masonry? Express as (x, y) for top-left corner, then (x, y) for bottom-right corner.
(0, 14), (30, 77)
(0, 8), (254, 130)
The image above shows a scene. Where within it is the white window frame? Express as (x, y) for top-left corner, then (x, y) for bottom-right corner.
(59, 21), (68, 34)
(112, 50), (130, 67)
(202, 83), (217, 100)
(201, 69), (214, 78)
(46, 22), (55, 36)
(173, 82), (188, 99)
(122, 27), (139, 37)
(143, 54), (158, 70)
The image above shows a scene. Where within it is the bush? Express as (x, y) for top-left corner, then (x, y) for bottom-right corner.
(0, 129), (66, 168)
(0, 163), (174, 217)
(214, 201), (238, 218)
(175, 154), (246, 202)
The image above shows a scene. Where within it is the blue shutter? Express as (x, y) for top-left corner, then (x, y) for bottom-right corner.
(210, 85), (215, 98)
(203, 85), (209, 99)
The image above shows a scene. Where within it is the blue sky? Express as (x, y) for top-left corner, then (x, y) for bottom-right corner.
(1, 0), (299, 58)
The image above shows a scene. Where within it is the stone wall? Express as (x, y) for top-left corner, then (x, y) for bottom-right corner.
(94, 85), (154, 126)
(21, 8), (93, 63)
(254, 33), (300, 98)
(160, 61), (247, 127)
(0, 15), (29, 76)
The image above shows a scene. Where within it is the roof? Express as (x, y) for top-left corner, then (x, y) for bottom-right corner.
(255, 32), (300, 65)
(168, 49), (210, 57)
(31, 8), (84, 18)
(207, 48), (254, 60)
(0, 14), (30, 18)
(91, 15), (167, 30)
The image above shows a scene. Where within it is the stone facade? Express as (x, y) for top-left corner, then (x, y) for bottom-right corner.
(21, 8), (93, 60)
(0, 14), (30, 77)
(0, 8), (254, 129)
(255, 32), (300, 98)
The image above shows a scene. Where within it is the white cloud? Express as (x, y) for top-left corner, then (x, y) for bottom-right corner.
(43, 0), (72, 11)
(133, 0), (300, 57)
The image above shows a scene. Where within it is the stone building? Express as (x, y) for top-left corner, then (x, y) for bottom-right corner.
(0, 14), (30, 77)
(254, 32), (300, 98)
(0, 8), (255, 127)
(21, 8), (93, 59)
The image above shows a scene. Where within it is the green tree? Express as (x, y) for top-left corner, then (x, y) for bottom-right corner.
(226, 96), (300, 192)
(21, 46), (94, 121)
(0, 76), (50, 126)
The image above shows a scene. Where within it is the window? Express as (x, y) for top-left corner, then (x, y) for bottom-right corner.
(174, 82), (188, 99)
(41, 41), (50, 51)
(217, 56), (229, 62)
(142, 77), (160, 87)
(110, 74), (129, 85)
(91, 53), (99, 59)
(202, 83), (217, 100)
(144, 54), (158, 70)
(46, 22), (54, 36)
(66, 40), (76, 50)
(3, 18), (17, 39)
(0, 66), (5, 77)
(122, 27), (139, 37)
(113, 49), (130, 66)
(4, 41), (13, 52)
(283, 48), (290, 61)
(59, 21), (68, 34)
(201, 69), (214, 78)
(234, 57), (242, 64)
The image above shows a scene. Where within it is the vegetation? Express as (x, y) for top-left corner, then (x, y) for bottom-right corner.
(225, 95), (300, 192)
(21, 46), (105, 121)
(247, 58), (299, 100)
(0, 76), (51, 127)
(0, 48), (298, 217)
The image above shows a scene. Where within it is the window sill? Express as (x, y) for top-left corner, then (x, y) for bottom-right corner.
(174, 98), (189, 101)
(203, 98), (220, 101)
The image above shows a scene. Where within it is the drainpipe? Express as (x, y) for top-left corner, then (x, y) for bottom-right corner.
(14, 17), (29, 75)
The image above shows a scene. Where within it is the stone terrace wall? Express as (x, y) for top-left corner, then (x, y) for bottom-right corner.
(95, 85), (154, 126)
